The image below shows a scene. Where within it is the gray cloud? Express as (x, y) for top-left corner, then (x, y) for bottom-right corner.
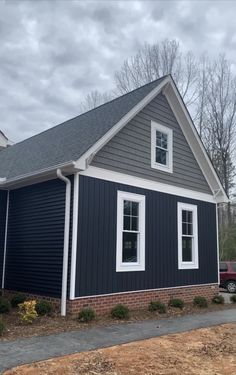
(1, 0), (236, 142)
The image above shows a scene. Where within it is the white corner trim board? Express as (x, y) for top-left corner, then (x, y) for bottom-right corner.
(56, 169), (71, 316)
(1, 190), (9, 289)
(70, 172), (79, 300)
(80, 166), (216, 203)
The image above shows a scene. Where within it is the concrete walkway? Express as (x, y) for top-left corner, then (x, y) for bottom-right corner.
(0, 308), (236, 373)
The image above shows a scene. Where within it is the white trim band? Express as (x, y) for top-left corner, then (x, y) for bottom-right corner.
(81, 166), (216, 203)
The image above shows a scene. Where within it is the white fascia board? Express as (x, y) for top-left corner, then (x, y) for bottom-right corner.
(163, 80), (228, 204)
(80, 166), (216, 203)
(74, 76), (170, 170)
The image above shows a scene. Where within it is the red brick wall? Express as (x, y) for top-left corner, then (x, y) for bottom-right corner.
(67, 284), (219, 315)
(3, 289), (61, 312)
(3, 284), (219, 315)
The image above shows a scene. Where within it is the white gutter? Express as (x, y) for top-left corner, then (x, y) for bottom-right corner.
(1, 190), (9, 289)
(70, 172), (79, 300)
(57, 169), (71, 316)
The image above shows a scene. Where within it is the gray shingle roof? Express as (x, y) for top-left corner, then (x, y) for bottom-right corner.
(0, 76), (166, 180)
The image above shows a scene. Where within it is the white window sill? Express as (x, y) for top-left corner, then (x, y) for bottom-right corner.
(151, 161), (173, 173)
(116, 264), (145, 272)
(178, 262), (199, 270)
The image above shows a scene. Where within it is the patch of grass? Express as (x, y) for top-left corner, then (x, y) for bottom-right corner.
(230, 294), (236, 303)
(148, 300), (166, 314)
(11, 293), (26, 308)
(0, 297), (11, 314)
(168, 298), (184, 309)
(78, 308), (96, 323)
(193, 296), (208, 308)
(111, 304), (130, 319)
(212, 295), (224, 304)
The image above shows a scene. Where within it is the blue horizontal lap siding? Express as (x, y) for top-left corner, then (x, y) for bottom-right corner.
(75, 176), (218, 297)
(5, 178), (71, 298)
(0, 190), (7, 286)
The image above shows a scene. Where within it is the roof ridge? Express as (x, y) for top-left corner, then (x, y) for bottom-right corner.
(1, 75), (168, 152)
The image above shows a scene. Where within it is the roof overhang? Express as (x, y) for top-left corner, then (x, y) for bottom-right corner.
(0, 161), (80, 190)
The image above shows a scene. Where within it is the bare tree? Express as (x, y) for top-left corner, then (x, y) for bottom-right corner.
(203, 55), (236, 198)
(114, 39), (198, 106)
(80, 90), (113, 113)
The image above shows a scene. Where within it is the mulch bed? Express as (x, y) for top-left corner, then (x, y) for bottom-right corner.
(0, 302), (235, 342)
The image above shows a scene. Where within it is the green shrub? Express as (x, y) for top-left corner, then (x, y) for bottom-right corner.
(148, 300), (166, 314)
(78, 308), (96, 323)
(212, 295), (224, 304)
(0, 317), (6, 336)
(193, 296), (208, 308)
(111, 304), (130, 319)
(11, 293), (26, 308)
(168, 298), (184, 309)
(0, 297), (11, 314)
(35, 300), (52, 316)
(230, 294), (236, 303)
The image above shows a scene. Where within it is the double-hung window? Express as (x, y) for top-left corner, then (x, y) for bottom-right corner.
(116, 191), (145, 272)
(151, 121), (173, 173)
(178, 202), (199, 269)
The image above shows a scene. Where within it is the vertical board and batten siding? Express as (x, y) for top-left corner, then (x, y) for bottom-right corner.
(5, 177), (73, 298)
(92, 93), (211, 194)
(0, 190), (7, 286)
(75, 176), (217, 298)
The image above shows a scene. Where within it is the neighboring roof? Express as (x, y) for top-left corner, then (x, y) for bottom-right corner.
(0, 76), (167, 180)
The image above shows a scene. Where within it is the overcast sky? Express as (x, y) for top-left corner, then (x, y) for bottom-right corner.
(1, 0), (236, 142)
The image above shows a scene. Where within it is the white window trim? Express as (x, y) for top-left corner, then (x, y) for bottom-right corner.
(178, 202), (199, 270)
(151, 121), (173, 173)
(116, 191), (145, 272)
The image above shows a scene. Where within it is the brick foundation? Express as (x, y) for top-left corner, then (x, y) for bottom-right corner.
(67, 284), (219, 315)
(2, 290), (61, 313)
(2, 284), (219, 315)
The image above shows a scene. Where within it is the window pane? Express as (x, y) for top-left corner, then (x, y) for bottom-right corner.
(182, 223), (187, 235)
(122, 232), (138, 262)
(161, 133), (168, 149)
(182, 210), (187, 223)
(132, 216), (138, 231)
(131, 202), (139, 216)
(156, 131), (168, 149)
(124, 200), (131, 215)
(187, 211), (192, 223)
(156, 131), (162, 147)
(188, 223), (193, 235)
(219, 262), (228, 272)
(232, 263), (236, 272)
(182, 236), (192, 262)
(156, 148), (167, 165)
(123, 215), (131, 230)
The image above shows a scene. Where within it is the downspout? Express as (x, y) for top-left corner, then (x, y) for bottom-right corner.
(57, 169), (71, 316)
(2, 190), (9, 289)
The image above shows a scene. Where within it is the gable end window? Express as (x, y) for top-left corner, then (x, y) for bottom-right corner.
(116, 191), (145, 272)
(151, 121), (173, 173)
(177, 202), (199, 270)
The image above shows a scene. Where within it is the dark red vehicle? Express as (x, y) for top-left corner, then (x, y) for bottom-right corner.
(219, 261), (236, 293)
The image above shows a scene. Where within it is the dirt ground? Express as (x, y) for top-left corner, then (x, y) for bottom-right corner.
(4, 324), (236, 375)
(1, 303), (235, 341)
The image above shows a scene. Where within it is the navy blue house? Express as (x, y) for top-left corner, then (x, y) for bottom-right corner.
(0, 76), (227, 315)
